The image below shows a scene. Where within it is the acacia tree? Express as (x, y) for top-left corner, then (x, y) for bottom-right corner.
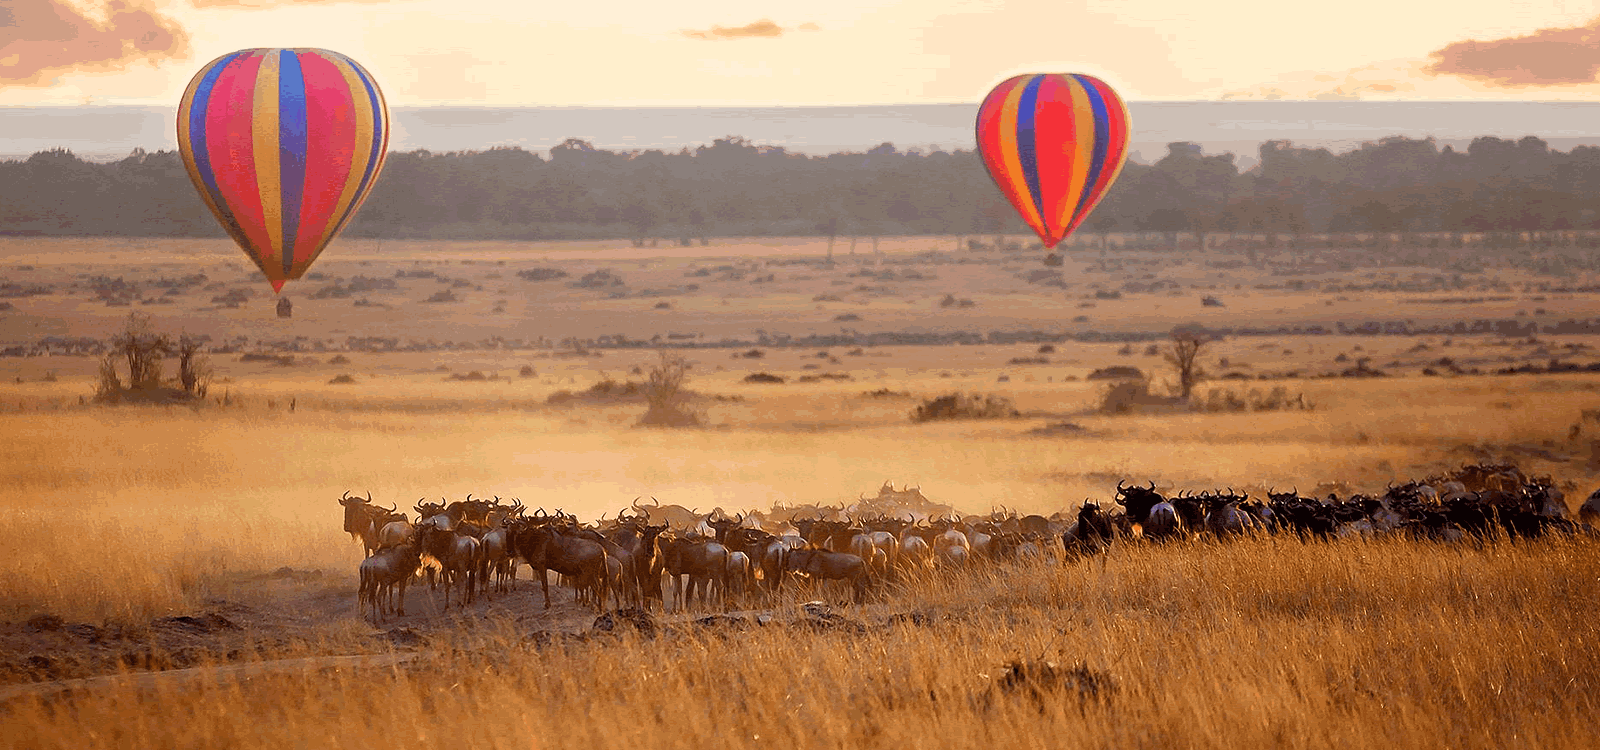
(1164, 325), (1210, 399)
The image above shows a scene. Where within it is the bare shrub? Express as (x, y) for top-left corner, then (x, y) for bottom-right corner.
(1165, 325), (1211, 399)
(177, 334), (211, 397)
(93, 313), (193, 404)
(1097, 379), (1183, 415)
(1193, 386), (1315, 413)
(911, 392), (1019, 423)
(638, 352), (701, 427)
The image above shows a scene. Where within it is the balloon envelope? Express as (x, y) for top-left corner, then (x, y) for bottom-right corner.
(975, 73), (1129, 249)
(178, 48), (389, 292)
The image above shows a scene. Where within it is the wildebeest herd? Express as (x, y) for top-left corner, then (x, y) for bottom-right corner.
(338, 466), (1600, 623)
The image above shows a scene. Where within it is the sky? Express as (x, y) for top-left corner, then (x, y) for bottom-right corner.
(5, 0), (1600, 106)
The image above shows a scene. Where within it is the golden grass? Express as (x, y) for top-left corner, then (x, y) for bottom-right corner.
(0, 370), (1594, 624)
(4, 537), (1596, 749)
(0, 364), (1596, 748)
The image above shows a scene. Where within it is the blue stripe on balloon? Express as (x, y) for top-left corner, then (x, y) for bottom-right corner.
(278, 50), (308, 277)
(1072, 74), (1112, 221)
(1016, 75), (1045, 225)
(190, 51), (250, 244)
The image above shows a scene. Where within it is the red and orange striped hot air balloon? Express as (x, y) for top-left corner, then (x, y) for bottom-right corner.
(178, 48), (389, 293)
(975, 73), (1130, 250)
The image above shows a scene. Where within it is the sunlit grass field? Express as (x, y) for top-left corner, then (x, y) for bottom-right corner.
(4, 537), (1596, 749)
(0, 367), (1594, 622)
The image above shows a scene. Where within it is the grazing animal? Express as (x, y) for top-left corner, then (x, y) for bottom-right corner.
(416, 517), (481, 610)
(782, 548), (868, 603)
(1063, 500), (1115, 560)
(357, 534), (422, 622)
(657, 534), (730, 611)
(338, 491), (390, 557)
(1581, 489), (1600, 526)
(509, 520), (611, 611)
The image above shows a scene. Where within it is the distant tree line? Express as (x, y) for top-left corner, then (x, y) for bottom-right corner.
(3, 134), (1599, 245)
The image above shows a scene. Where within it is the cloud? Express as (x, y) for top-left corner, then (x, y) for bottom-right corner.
(0, 0), (189, 86)
(1219, 60), (1421, 101)
(682, 19), (818, 41)
(1426, 18), (1600, 86)
(189, 0), (392, 7)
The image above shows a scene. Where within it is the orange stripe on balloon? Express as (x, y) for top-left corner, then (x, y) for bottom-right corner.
(1055, 77), (1095, 240)
(997, 78), (1045, 235)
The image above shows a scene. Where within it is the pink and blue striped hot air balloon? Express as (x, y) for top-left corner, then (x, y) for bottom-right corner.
(178, 48), (389, 293)
(975, 73), (1130, 250)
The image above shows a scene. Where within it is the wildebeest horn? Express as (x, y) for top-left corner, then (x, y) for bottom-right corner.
(1147, 480), (1155, 491)
(649, 497), (661, 507)
(339, 490), (352, 506)
(535, 507), (547, 518)
(365, 491), (372, 504)
(734, 512), (744, 524)
(383, 503), (396, 514)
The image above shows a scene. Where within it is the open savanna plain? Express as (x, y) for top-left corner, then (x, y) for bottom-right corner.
(1, 235), (1598, 748)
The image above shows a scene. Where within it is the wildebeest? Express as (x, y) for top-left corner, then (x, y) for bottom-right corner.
(509, 519), (611, 611)
(1582, 489), (1600, 526)
(782, 548), (867, 603)
(358, 531), (423, 622)
(1116, 481), (1184, 541)
(415, 516), (481, 610)
(657, 533), (729, 611)
(1062, 500), (1115, 560)
(337, 490), (389, 557)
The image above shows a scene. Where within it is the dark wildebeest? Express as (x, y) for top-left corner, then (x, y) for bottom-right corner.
(358, 530), (423, 622)
(509, 520), (611, 611)
(1116, 481), (1183, 541)
(1062, 500), (1115, 560)
(656, 533), (729, 611)
(338, 490), (389, 557)
(415, 516), (481, 610)
(782, 548), (867, 603)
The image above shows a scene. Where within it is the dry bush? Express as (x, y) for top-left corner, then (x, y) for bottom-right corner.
(1096, 378), (1183, 414)
(1193, 385), (1316, 413)
(92, 313), (194, 405)
(911, 392), (1020, 422)
(638, 352), (702, 427)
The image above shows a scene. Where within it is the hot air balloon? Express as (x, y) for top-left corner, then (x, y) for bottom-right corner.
(975, 73), (1129, 250)
(178, 48), (389, 293)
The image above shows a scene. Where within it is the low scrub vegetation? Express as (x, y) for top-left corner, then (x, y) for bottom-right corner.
(911, 392), (1020, 422)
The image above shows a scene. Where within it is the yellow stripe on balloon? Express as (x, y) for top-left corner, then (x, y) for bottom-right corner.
(320, 52), (376, 254)
(998, 79), (1045, 233)
(252, 50), (284, 275)
(1056, 76), (1095, 233)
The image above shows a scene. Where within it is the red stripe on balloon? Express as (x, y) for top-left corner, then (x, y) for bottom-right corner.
(976, 76), (1031, 231)
(293, 51), (357, 266)
(205, 52), (273, 271)
(1030, 74), (1075, 246)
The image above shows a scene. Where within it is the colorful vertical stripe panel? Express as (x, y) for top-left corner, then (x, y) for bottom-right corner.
(178, 48), (389, 293)
(975, 73), (1130, 249)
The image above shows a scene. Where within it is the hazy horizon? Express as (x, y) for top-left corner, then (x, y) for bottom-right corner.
(8, 101), (1600, 169)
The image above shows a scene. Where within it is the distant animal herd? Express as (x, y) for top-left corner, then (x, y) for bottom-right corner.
(340, 465), (1600, 623)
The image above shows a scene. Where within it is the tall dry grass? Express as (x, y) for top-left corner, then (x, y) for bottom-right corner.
(0, 371), (1594, 623)
(4, 537), (1596, 749)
